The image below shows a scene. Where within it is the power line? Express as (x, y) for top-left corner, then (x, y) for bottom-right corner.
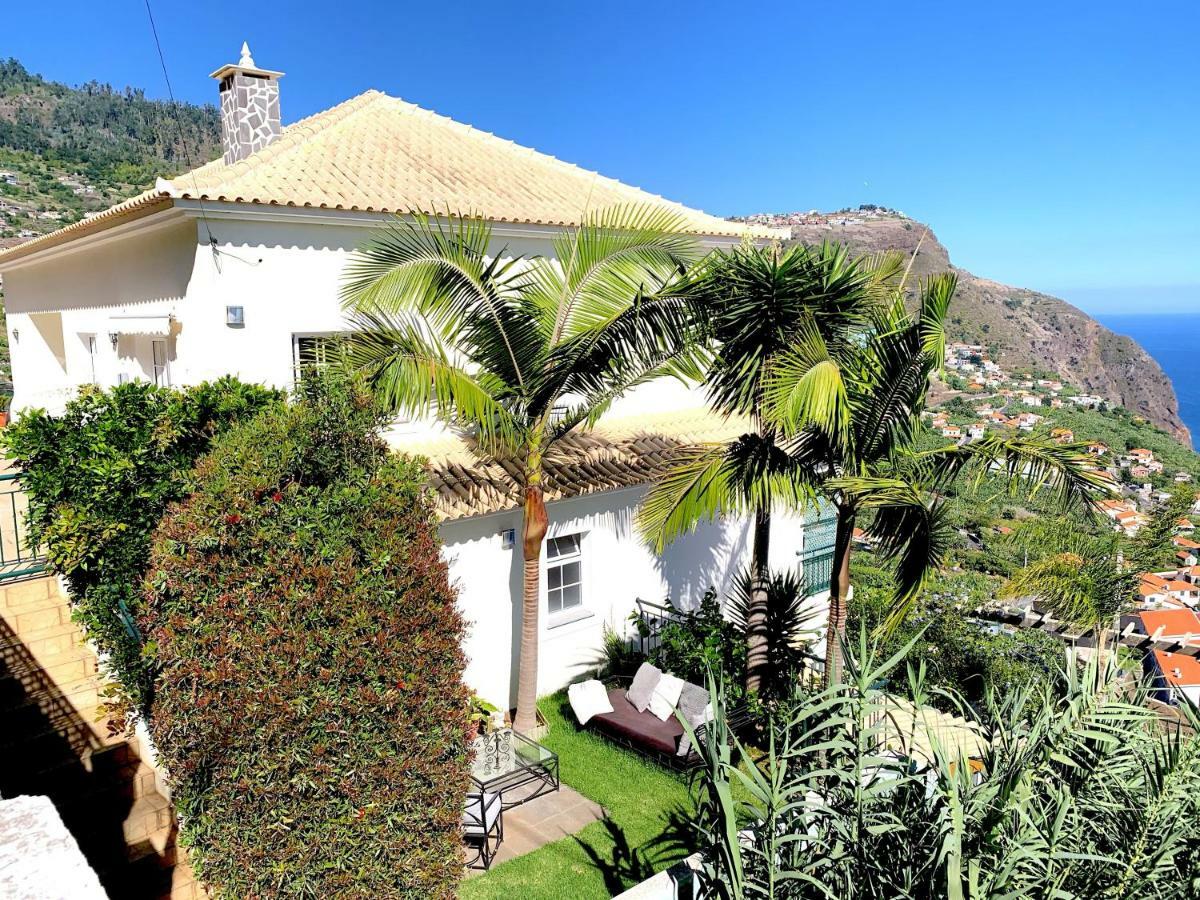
(141, 0), (224, 267)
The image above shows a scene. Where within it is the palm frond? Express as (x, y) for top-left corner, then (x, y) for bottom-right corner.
(529, 203), (700, 346)
(763, 316), (851, 450)
(827, 475), (955, 631)
(636, 444), (743, 553)
(340, 309), (521, 454)
(916, 435), (1115, 514)
(340, 210), (544, 393)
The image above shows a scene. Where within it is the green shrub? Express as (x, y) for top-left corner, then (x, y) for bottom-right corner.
(3, 377), (280, 712)
(142, 378), (470, 899)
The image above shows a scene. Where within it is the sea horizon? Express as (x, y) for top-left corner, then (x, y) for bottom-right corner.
(1097, 312), (1200, 443)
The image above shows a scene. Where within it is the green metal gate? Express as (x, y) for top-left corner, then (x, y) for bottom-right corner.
(800, 502), (838, 598)
(0, 472), (47, 581)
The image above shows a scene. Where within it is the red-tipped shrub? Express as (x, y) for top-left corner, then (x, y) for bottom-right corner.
(143, 378), (469, 898)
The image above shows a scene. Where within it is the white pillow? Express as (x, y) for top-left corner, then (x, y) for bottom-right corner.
(568, 679), (613, 726)
(648, 672), (685, 721)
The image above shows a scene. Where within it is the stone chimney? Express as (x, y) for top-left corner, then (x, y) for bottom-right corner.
(209, 43), (284, 165)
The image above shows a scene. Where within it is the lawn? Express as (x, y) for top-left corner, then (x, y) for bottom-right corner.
(460, 691), (695, 900)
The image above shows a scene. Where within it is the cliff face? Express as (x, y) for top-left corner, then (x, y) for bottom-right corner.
(782, 215), (1190, 446)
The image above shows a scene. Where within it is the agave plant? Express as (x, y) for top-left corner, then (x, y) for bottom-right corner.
(686, 631), (1200, 899)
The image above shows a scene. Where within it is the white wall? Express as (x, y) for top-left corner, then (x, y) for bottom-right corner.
(3, 216), (195, 412)
(3, 207), (731, 422)
(442, 484), (816, 710)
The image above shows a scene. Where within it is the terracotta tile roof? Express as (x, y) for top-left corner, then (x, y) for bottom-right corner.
(0, 92), (781, 265)
(420, 408), (748, 521)
(1141, 573), (1170, 591)
(1153, 650), (1200, 687)
(1140, 609), (1200, 637)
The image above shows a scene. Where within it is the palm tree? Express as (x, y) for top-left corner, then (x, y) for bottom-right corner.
(1002, 492), (1190, 658)
(636, 242), (898, 693)
(763, 272), (1114, 683)
(339, 206), (704, 732)
(1002, 529), (1134, 661)
(643, 260), (1113, 686)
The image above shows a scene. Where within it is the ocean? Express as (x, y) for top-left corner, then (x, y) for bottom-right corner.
(1097, 314), (1200, 440)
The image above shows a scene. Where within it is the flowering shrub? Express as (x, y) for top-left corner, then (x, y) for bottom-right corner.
(142, 378), (469, 898)
(3, 378), (281, 713)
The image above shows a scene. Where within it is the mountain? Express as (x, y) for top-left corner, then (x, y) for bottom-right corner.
(738, 209), (1189, 446)
(0, 58), (220, 243)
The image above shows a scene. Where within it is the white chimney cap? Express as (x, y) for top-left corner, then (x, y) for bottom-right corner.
(209, 43), (284, 81)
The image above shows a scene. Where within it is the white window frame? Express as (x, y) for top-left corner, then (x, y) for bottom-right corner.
(82, 333), (98, 384)
(151, 338), (170, 387)
(545, 532), (584, 619)
(292, 332), (344, 385)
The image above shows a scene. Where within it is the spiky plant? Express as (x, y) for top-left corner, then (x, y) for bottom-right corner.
(687, 631), (1200, 899)
(339, 206), (704, 732)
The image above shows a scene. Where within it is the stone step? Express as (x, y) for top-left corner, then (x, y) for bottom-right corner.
(0, 577), (60, 610)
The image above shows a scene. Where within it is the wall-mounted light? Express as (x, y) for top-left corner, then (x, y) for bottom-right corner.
(226, 305), (245, 328)
(108, 332), (119, 351)
(500, 528), (515, 550)
(10, 329), (16, 344)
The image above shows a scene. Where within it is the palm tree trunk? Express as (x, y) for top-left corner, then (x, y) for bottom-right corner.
(514, 472), (548, 734)
(745, 503), (771, 695)
(822, 510), (855, 686)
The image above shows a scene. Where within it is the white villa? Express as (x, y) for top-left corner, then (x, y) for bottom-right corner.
(0, 47), (833, 711)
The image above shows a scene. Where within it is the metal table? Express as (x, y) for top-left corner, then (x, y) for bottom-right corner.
(470, 727), (560, 809)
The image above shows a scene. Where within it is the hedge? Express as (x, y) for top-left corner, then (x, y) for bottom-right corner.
(3, 378), (281, 713)
(142, 378), (470, 898)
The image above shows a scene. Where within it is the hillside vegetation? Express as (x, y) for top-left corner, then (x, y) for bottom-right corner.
(737, 209), (1189, 445)
(0, 58), (219, 242)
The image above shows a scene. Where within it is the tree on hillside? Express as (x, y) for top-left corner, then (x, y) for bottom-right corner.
(339, 207), (703, 732)
(636, 242), (899, 693)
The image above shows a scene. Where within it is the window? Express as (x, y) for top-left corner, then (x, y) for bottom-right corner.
(84, 334), (97, 383)
(546, 533), (583, 615)
(151, 339), (170, 387)
(292, 334), (343, 385)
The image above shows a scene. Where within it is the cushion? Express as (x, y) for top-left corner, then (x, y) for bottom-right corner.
(626, 662), (662, 713)
(568, 679), (614, 726)
(592, 688), (684, 755)
(648, 672), (685, 721)
(675, 682), (710, 756)
(462, 791), (501, 836)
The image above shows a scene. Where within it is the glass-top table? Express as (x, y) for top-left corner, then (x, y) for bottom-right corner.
(470, 727), (560, 809)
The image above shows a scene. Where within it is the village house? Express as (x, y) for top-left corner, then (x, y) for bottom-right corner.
(1147, 650), (1200, 707)
(1131, 608), (1200, 642)
(1050, 427), (1074, 444)
(0, 46), (832, 710)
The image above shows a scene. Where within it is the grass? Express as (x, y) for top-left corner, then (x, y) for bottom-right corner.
(459, 691), (695, 900)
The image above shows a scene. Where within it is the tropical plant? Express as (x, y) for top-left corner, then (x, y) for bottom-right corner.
(3, 377), (280, 714)
(686, 631), (1200, 899)
(637, 242), (899, 692)
(1002, 526), (1135, 654)
(641, 250), (1112, 686)
(339, 206), (704, 732)
(142, 374), (469, 898)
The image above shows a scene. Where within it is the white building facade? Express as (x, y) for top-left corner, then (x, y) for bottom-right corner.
(0, 47), (829, 710)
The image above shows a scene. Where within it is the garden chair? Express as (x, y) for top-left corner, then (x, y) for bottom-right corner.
(462, 789), (503, 870)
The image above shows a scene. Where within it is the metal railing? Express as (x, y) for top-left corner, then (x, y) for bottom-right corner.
(0, 472), (47, 581)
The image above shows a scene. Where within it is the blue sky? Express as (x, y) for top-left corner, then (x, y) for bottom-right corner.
(5, 1), (1199, 313)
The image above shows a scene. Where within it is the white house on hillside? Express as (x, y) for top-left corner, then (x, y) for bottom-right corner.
(0, 46), (831, 710)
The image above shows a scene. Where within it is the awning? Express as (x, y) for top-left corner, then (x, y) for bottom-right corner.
(108, 314), (174, 337)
